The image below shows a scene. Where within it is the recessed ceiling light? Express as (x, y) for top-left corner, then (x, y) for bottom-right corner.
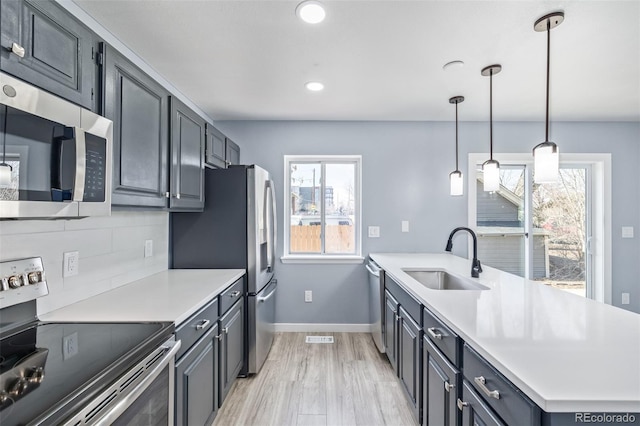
(305, 81), (324, 92)
(296, 1), (326, 24)
(443, 60), (465, 71)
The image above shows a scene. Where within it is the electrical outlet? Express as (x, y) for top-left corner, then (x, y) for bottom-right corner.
(63, 332), (78, 359)
(622, 227), (634, 238)
(144, 240), (153, 258)
(368, 226), (380, 238)
(622, 293), (630, 305)
(305, 290), (312, 303)
(402, 221), (409, 233)
(63, 251), (79, 277)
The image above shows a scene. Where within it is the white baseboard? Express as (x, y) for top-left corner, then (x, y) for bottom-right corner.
(274, 323), (372, 333)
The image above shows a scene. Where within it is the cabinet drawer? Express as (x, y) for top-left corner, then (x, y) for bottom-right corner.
(423, 307), (460, 367)
(460, 379), (506, 426)
(175, 298), (218, 359)
(385, 274), (421, 324)
(463, 344), (540, 426)
(219, 278), (244, 315)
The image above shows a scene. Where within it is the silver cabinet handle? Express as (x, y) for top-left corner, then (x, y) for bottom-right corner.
(229, 290), (241, 297)
(427, 327), (443, 340)
(223, 327), (229, 334)
(444, 382), (455, 392)
(195, 319), (210, 330)
(165, 192), (170, 198)
(215, 334), (224, 341)
(474, 376), (500, 399)
(10, 42), (25, 58)
(457, 398), (468, 411)
(176, 193), (181, 199)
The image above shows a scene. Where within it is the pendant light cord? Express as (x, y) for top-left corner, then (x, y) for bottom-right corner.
(545, 19), (551, 143)
(489, 69), (493, 160)
(455, 101), (459, 171)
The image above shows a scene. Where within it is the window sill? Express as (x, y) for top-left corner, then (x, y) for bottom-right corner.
(280, 255), (364, 265)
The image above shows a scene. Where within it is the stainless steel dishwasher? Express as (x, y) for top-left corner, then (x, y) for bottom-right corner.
(366, 257), (385, 353)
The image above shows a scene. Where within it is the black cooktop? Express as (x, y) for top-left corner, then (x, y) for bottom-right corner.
(0, 321), (172, 426)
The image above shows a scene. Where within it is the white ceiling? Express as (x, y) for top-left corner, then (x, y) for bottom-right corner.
(73, 0), (640, 122)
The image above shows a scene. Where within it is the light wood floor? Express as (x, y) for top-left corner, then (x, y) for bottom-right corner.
(212, 332), (416, 426)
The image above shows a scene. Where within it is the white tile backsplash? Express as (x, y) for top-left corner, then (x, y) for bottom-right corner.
(0, 211), (169, 315)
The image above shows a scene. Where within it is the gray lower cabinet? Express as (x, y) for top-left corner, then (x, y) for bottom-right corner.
(205, 124), (240, 169)
(170, 96), (205, 210)
(384, 290), (399, 371)
(0, 0), (99, 111)
(176, 322), (219, 426)
(423, 335), (460, 426)
(102, 43), (169, 208)
(219, 298), (244, 405)
(399, 305), (421, 420)
(459, 380), (505, 426)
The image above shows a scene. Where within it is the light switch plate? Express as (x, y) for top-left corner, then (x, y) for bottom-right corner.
(304, 290), (312, 303)
(402, 221), (409, 233)
(622, 293), (630, 305)
(622, 226), (634, 238)
(368, 226), (380, 238)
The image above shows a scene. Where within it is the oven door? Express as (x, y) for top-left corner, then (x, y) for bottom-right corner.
(62, 338), (181, 426)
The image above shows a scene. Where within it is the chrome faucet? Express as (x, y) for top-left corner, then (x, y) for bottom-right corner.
(445, 227), (483, 278)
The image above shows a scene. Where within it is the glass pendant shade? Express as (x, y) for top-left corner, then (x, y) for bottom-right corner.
(0, 164), (11, 188)
(533, 141), (559, 183)
(482, 159), (500, 192)
(449, 170), (463, 196)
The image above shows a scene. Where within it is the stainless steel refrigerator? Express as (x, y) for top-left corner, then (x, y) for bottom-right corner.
(171, 165), (277, 375)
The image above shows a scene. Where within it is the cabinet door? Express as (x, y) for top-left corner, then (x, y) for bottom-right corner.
(205, 123), (226, 168)
(423, 335), (460, 426)
(0, 0), (99, 111)
(219, 299), (244, 405)
(175, 323), (219, 426)
(399, 306), (421, 420)
(103, 43), (169, 208)
(170, 96), (205, 210)
(225, 137), (240, 166)
(459, 380), (505, 426)
(384, 290), (399, 372)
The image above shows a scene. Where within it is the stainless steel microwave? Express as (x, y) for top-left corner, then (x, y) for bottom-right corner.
(0, 72), (112, 219)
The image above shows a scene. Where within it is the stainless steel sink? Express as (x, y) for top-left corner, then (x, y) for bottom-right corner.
(402, 269), (489, 291)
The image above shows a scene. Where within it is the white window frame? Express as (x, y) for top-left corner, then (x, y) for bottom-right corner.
(468, 153), (612, 304)
(281, 155), (363, 264)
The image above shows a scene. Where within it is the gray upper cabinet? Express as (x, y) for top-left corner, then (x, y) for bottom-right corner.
(170, 96), (205, 210)
(102, 43), (169, 208)
(225, 137), (240, 166)
(0, 0), (99, 112)
(205, 124), (240, 168)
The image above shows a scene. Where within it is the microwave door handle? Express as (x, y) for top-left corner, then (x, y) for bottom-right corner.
(72, 128), (86, 201)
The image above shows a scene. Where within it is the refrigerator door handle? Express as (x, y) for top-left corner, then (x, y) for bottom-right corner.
(258, 280), (278, 303)
(265, 180), (277, 272)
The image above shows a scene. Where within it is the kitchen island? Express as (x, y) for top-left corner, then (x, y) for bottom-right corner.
(370, 252), (640, 422)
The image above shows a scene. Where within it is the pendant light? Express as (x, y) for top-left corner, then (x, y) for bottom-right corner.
(533, 12), (564, 183)
(449, 96), (464, 196)
(481, 64), (502, 192)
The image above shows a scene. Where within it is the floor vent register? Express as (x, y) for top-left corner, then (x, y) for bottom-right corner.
(305, 336), (334, 344)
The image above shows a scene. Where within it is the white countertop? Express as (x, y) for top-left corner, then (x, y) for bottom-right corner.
(39, 269), (245, 325)
(369, 253), (640, 413)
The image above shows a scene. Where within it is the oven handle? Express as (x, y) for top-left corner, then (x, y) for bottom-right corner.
(63, 337), (181, 426)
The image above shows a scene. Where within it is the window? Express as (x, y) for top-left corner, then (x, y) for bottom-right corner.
(468, 153), (611, 303)
(282, 155), (362, 263)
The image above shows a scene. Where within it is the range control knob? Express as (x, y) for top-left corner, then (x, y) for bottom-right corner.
(9, 378), (28, 397)
(8, 275), (23, 289)
(27, 271), (41, 285)
(28, 367), (45, 384)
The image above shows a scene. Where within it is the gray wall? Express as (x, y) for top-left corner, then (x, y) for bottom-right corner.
(215, 120), (640, 323)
